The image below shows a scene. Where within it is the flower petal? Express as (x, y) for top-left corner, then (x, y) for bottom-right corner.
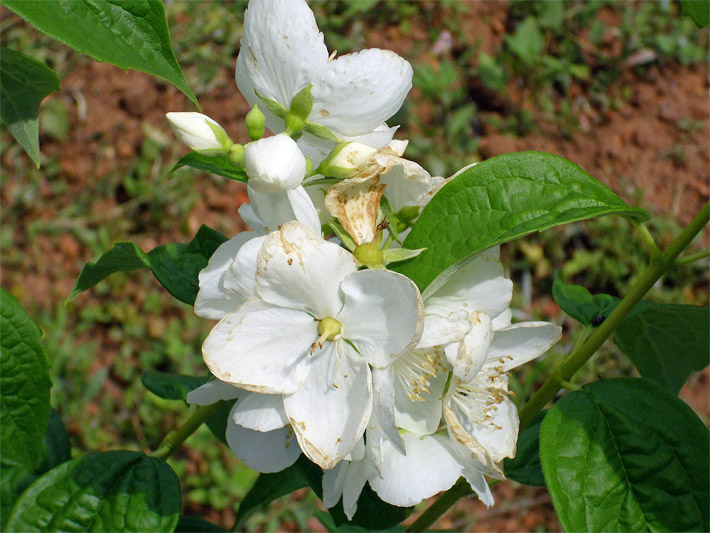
(232, 392), (289, 431)
(310, 49), (413, 136)
(245, 185), (321, 236)
(489, 322), (562, 370)
(339, 269), (423, 368)
(257, 221), (356, 317)
(195, 232), (256, 320)
(202, 299), (316, 394)
(372, 367), (404, 454)
(370, 432), (462, 507)
(283, 344), (372, 469)
(222, 235), (266, 300)
(226, 418), (301, 473)
(450, 311), (493, 382)
(419, 309), (471, 348)
(186, 380), (243, 406)
(236, 0), (328, 114)
(467, 397), (519, 464)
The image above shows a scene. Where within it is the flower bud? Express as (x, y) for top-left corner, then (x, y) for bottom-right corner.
(166, 112), (232, 154)
(244, 133), (307, 193)
(245, 103), (266, 141)
(317, 142), (378, 179)
(354, 242), (384, 267)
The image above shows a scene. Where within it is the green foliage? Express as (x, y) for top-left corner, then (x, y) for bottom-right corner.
(6, 451), (181, 532)
(505, 16), (545, 65)
(503, 410), (546, 487)
(4, 0), (198, 107)
(142, 371), (207, 402)
(552, 278), (619, 326)
(540, 378), (709, 532)
(681, 0), (710, 27)
(172, 152), (249, 183)
(69, 225), (227, 305)
(394, 152), (649, 293)
(0, 289), (52, 471)
(175, 515), (226, 532)
(0, 48), (59, 167)
(615, 303), (709, 394)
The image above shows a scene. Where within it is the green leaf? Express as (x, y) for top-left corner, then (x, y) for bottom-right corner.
(540, 378), (709, 532)
(175, 516), (225, 532)
(0, 289), (52, 471)
(394, 152), (649, 294)
(205, 400), (236, 446)
(552, 279), (620, 326)
(141, 371), (207, 401)
(1, 409), (72, 528)
(681, 0), (710, 27)
(171, 152), (248, 182)
(235, 462), (310, 529)
(504, 410), (546, 486)
(69, 225), (227, 304)
(505, 16), (544, 65)
(4, 0), (198, 107)
(6, 451), (181, 532)
(615, 303), (709, 394)
(0, 48), (59, 167)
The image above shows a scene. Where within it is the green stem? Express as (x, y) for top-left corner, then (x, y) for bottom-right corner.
(634, 222), (661, 258)
(149, 403), (221, 461)
(409, 201), (709, 531)
(674, 248), (709, 268)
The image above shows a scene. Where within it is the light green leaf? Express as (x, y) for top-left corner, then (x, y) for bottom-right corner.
(0, 289), (51, 471)
(6, 451), (181, 532)
(141, 371), (207, 402)
(504, 410), (546, 487)
(0, 48), (59, 167)
(69, 225), (227, 304)
(615, 303), (709, 394)
(681, 0), (710, 27)
(171, 152), (248, 182)
(540, 378), (709, 532)
(552, 279), (620, 326)
(394, 152), (649, 294)
(4, 0), (197, 107)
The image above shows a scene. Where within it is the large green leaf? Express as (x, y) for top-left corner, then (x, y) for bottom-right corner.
(69, 225), (227, 304)
(540, 378), (709, 532)
(6, 451), (181, 532)
(394, 152), (649, 293)
(171, 152), (248, 182)
(681, 0), (710, 27)
(4, 0), (197, 107)
(0, 48), (59, 167)
(1, 409), (72, 528)
(0, 289), (52, 471)
(552, 279), (620, 326)
(504, 410), (546, 486)
(175, 515), (225, 532)
(615, 303), (709, 394)
(141, 371), (207, 402)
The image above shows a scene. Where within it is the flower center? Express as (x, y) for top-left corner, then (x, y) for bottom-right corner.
(394, 347), (448, 402)
(311, 316), (342, 354)
(354, 242), (384, 267)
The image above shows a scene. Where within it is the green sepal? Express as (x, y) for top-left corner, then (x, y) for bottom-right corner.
(303, 121), (341, 142)
(289, 84), (314, 120)
(255, 90), (287, 120)
(382, 247), (427, 266)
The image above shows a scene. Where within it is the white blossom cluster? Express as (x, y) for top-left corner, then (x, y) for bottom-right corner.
(167, 0), (561, 516)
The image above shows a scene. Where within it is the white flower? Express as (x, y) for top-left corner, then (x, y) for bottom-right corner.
(244, 133), (307, 193)
(187, 380), (301, 473)
(166, 112), (231, 154)
(201, 221), (423, 468)
(236, 0), (412, 161)
(317, 142), (379, 179)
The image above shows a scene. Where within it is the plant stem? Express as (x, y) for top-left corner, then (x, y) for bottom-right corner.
(634, 222), (661, 258)
(149, 403), (221, 461)
(409, 201), (709, 531)
(519, 200), (708, 431)
(674, 248), (709, 267)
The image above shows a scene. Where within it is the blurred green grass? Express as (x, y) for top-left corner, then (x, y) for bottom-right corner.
(1, 1), (708, 530)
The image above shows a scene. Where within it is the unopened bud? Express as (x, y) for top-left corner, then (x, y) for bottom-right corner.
(166, 112), (232, 154)
(289, 85), (314, 120)
(244, 133), (306, 193)
(318, 142), (378, 179)
(245, 103), (266, 141)
(228, 144), (245, 166)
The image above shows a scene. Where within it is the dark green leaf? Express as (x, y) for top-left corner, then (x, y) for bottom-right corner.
(1, 460), (36, 529)
(540, 378), (709, 532)
(175, 515), (225, 532)
(6, 451), (181, 532)
(141, 371), (207, 401)
(0, 289), (51, 471)
(4, 0), (198, 107)
(37, 409), (72, 473)
(235, 462), (310, 529)
(552, 279), (620, 326)
(69, 225), (227, 304)
(205, 400), (236, 446)
(615, 303), (709, 394)
(0, 47), (59, 167)
(172, 152), (248, 182)
(394, 152), (649, 293)
(681, 0), (710, 27)
(504, 410), (546, 486)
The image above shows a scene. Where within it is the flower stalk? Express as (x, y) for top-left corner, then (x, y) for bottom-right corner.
(150, 402), (222, 461)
